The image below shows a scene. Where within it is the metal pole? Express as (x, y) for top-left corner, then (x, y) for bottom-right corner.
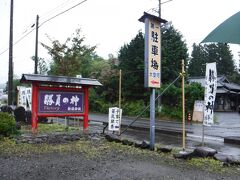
(34, 15), (39, 74)
(8, 0), (14, 106)
(182, 59), (186, 151)
(150, 88), (156, 150)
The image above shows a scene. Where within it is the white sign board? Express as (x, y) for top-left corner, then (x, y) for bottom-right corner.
(17, 86), (32, 110)
(203, 63), (217, 126)
(108, 107), (122, 131)
(144, 18), (161, 88)
(194, 100), (204, 112)
(192, 100), (204, 122)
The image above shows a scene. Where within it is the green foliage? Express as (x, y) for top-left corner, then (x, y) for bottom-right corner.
(42, 28), (97, 77)
(159, 82), (204, 119)
(188, 157), (223, 173)
(161, 25), (189, 84)
(188, 43), (206, 76)
(188, 43), (236, 76)
(31, 56), (48, 75)
(185, 82), (204, 113)
(118, 31), (146, 101)
(227, 72), (240, 84)
(160, 105), (182, 120)
(89, 96), (114, 114)
(122, 100), (148, 117)
(0, 112), (17, 137)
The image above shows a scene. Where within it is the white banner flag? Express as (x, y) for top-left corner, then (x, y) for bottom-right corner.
(203, 62), (217, 126)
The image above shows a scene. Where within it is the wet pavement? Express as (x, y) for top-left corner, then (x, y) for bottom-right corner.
(189, 112), (240, 138)
(87, 112), (240, 156)
(52, 112), (240, 156)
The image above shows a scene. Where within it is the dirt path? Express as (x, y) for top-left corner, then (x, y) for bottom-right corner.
(0, 136), (239, 180)
(0, 151), (237, 180)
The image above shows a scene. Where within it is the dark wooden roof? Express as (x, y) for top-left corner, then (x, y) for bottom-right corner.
(139, 12), (167, 24)
(20, 74), (102, 87)
(188, 75), (240, 92)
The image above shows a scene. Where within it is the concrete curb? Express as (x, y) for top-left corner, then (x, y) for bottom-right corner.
(224, 136), (240, 145)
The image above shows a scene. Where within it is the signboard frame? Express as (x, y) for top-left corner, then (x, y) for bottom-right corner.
(31, 84), (89, 130)
(36, 86), (87, 117)
(38, 90), (84, 115)
(144, 18), (161, 88)
(108, 107), (122, 131)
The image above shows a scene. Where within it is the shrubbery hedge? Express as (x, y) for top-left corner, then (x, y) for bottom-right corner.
(0, 112), (17, 137)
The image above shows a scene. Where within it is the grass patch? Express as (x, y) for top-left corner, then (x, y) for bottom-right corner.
(188, 157), (224, 172)
(20, 123), (81, 134)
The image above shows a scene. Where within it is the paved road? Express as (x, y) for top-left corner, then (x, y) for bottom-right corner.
(88, 112), (240, 156)
(54, 112), (240, 155)
(89, 112), (240, 138)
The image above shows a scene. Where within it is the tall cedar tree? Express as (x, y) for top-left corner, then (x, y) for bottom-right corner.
(161, 25), (188, 84)
(188, 43), (236, 77)
(118, 25), (188, 101)
(187, 43), (207, 76)
(118, 32), (146, 101)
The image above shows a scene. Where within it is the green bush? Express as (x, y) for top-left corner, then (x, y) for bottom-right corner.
(160, 105), (182, 120)
(158, 82), (204, 120)
(0, 112), (17, 137)
(122, 100), (148, 117)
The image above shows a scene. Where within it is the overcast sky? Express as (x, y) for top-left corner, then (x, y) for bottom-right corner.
(0, 0), (240, 84)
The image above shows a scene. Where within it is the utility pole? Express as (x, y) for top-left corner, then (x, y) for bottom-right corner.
(159, 0), (161, 18)
(34, 15), (39, 74)
(8, 0), (14, 106)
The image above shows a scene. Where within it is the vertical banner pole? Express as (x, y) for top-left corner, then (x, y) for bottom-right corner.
(118, 69), (122, 135)
(150, 88), (156, 150)
(182, 60), (186, 151)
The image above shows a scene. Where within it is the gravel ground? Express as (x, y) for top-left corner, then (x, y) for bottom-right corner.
(1, 151), (239, 180)
(0, 133), (240, 180)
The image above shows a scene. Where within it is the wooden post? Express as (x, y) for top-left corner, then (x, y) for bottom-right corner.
(83, 87), (89, 130)
(119, 69), (122, 109)
(182, 59), (186, 151)
(118, 69), (122, 134)
(31, 83), (38, 133)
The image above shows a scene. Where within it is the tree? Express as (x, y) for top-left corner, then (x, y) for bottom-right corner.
(188, 43), (236, 77)
(118, 31), (146, 101)
(42, 29), (96, 77)
(209, 43), (235, 76)
(31, 56), (48, 75)
(117, 25), (188, 101)
(161, 25), (188, 84)
(188, 43), (206, 76)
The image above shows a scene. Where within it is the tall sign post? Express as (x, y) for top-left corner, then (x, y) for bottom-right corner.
(202, 62), (217, 145)
(139, 12), (167, 150)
